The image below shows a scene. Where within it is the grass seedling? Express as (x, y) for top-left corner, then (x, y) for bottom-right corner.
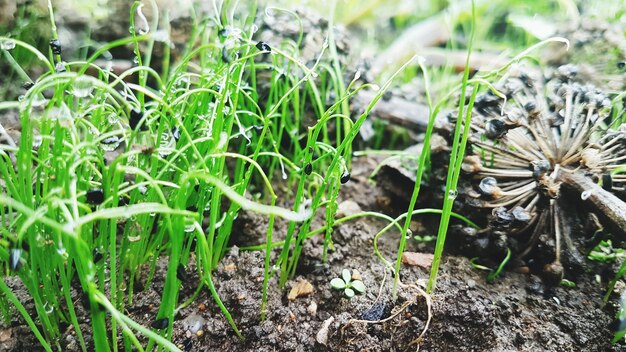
(469, 247), (511, 283)
(0, 0), (350, 349)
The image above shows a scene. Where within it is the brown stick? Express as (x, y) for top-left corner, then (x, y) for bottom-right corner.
(419, 47), (509, 73)
(559, 171), (626, 236)
(370, 16), (450, 78)
(352, 90), (431, 131)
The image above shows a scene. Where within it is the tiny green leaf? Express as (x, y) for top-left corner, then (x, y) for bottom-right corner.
(344, 288), (355, 299)
(330, 278), (346, 290)
(351, 280), (366, 294)
(342, 269), (352, 283)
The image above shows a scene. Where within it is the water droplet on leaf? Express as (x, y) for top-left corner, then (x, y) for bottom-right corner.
(72, 76), (94, 98)
(100, 136), (121, 151)
(1, 39), (16, 51)
(9, 248), (22, 271)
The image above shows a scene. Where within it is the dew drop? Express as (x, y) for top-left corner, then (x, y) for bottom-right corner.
(32, 135), (43, 149)
(1, 39), (16, 51)
(184, 218), (195, 233)
(100, 136), (121, 152)
(9, 248), (22, 271)
(581, 190), (592, 201)
(55, 62), (66, 73)
(43, 302), (54, 314)
(278, 158), (287, 180)
(272, 264), (280, 271)
(56, 242), (67, 257)
(72, 76), (94, 98)
(152, 29), (169, 43)
(447, 189), (458, 200)
(171, 126), (180, 141)
(107, 113), (119, 124)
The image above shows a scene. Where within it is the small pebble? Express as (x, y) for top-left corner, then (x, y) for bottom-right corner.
(182, 313), (205, 334)
(307, 301), (318, 316)
(288, 279), (314, 300)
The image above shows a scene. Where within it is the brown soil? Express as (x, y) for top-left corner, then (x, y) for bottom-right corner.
(1, 156), (622, 351)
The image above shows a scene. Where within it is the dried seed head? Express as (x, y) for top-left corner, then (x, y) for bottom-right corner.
(479, 177), (502, 199)
(484, 119), (508, 139)
(511, 206), (531, 223)
(490, 207), (514, 228)
(547, 19), (626, 91)
(460, 64), (626, 282)
(462, 155), (483, 173)
(530, 160), (551, 179)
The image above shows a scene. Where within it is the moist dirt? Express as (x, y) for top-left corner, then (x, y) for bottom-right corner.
(0, 156), (621, 351)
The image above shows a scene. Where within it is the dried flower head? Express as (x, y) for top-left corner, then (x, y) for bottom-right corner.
(546, 19), (626, 91)
(461, 65), (626, 283)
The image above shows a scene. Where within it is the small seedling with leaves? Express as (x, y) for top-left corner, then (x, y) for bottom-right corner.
(330, 269), (366, 299)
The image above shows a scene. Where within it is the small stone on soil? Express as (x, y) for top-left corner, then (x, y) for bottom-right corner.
(182, 313), (206, 334)
(307, 301), (317, 316)
(0, 328), (11, 342)
(151, 317), (169, 329)
(316, 316), (334, 346)
(336, 200), (362, 218)
(361, 302), (386, 321)
(401, 252), (434, 268)
(288, 279), (314, 300)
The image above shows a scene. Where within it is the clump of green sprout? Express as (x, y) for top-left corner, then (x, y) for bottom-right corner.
(330, 269), (366, 299)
